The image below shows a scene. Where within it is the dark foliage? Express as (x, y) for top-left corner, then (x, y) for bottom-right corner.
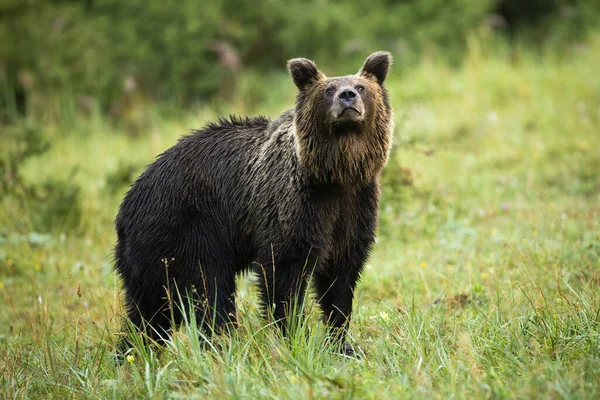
(1, 0), (496, 118)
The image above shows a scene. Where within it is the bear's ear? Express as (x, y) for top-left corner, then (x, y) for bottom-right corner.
(288, 58), (324, 91)
(359, 51), (392, 85)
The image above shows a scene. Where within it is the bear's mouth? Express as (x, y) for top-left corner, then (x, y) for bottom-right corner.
(337, 107), (362, 119)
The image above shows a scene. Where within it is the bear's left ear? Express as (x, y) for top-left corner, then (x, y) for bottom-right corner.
(359, 51), (392, 85)
(288, 58), (324, 91)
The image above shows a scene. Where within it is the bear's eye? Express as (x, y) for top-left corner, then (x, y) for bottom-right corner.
(325, 87), (335, 96)
(356, 85), (365, 93)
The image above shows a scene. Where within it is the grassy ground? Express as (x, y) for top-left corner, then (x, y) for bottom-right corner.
(1, 34), (600, 398)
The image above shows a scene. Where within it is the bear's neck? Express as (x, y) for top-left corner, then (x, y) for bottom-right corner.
(293, 120), (391, 187)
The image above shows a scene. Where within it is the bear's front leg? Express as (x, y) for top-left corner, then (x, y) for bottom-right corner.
(314, 270), (361, 356)
(255, 247), (319, 334)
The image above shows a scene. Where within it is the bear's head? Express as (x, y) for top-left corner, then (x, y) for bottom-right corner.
(288, 52), (394, 186)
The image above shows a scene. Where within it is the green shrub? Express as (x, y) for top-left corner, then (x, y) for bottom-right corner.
(0, 123), (49, 195)
(496, 0), (600, 43)
(27, 177), (82, 232)
(1, 0), (494, 118)
(1, 0), (597, 121)
(0, 121), (82, 232)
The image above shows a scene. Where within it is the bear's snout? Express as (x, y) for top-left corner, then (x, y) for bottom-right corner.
(334, 86), (364, 121)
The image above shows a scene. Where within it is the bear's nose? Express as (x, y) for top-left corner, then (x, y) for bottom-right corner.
(338, 88), (358, 106)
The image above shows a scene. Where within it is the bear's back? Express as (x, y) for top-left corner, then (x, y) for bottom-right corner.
(116, 114), (290, 236)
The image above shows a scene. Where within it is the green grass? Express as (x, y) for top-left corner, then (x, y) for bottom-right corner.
(1, 33), (600, 399)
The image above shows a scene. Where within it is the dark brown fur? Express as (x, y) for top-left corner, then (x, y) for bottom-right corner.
(114, 52), (394, 356)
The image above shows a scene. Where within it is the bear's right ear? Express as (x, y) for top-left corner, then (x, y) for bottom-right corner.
(287, 58), (324, 91)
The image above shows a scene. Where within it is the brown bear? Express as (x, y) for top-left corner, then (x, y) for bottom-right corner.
(114, 51), (394, 356)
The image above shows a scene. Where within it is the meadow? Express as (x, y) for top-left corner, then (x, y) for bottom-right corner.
(1, 34), (599, 399)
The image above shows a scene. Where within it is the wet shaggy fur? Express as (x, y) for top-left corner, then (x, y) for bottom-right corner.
(114, 52), (394, 355)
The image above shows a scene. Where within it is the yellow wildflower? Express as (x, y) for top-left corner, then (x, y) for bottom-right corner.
(379, 311), (390, 321)
(126, 355), (135, 364)
(34, 263), (41, 271)
(420, 262), (427, 268)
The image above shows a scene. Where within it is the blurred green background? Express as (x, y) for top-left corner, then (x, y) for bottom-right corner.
(1, 1), (600, 398)
(1, 0), (598, 121)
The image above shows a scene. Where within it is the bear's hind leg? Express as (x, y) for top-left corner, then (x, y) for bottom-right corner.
(180, 262), (238, 336)
(115, 290), (172, 356)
